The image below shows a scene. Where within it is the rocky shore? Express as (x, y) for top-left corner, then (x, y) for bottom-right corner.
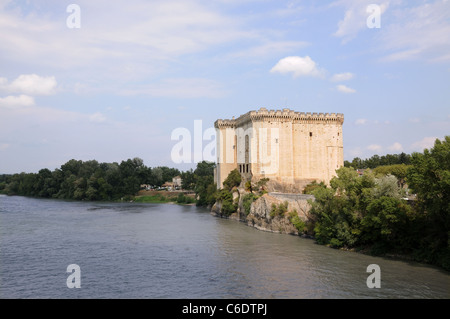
(211, 188), (314, 237)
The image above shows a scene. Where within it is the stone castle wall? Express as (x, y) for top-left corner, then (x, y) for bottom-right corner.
(214, 108), (344, 192)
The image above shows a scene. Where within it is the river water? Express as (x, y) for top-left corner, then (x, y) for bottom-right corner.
(0, 194), (448, 299)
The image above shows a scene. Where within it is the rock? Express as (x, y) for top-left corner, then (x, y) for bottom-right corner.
(211, 190), (313, 236)
(244, 193), (312, 235)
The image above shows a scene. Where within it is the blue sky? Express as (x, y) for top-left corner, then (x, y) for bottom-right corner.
(0, 0), (449, 174)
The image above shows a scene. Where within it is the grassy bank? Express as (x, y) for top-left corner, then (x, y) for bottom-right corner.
(133, 191), (196, 205)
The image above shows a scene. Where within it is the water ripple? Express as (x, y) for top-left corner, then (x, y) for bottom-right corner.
(1, 196), (449, 299)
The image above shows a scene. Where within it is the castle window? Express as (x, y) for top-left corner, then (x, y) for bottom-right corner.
(309, 132), (313, 137)
(275, 138), (278, 144)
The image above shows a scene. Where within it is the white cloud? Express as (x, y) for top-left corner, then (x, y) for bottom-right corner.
(0, 74), (57, 95)
(355, 118), (367, 125)
(0, 95), (35, 108)
(388, 142), (403, 152)
(330, 72), (354, 82)
(336, 84), (356, 93)
(0, 0), (254, 87)
(411, 137), (438, 152)
(333, 1), (390, 42)
(379, 1), (450, 62)
(367, 144), (382, 152)
(270, 56), (323, 78)
(89, 112), (107, 123)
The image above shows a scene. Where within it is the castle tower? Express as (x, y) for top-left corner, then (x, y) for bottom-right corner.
(214, 108), (344, 192)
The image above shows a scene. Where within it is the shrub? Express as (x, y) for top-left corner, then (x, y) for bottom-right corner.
(289, 210), (306, 233)
(270, 201), (289, 218)
(303, 180), (326, 194)
(223, 169), (242, 190)
(176, 193), (195, 204)
(216, 189), (237, 216)
(242, 193), (258, 216)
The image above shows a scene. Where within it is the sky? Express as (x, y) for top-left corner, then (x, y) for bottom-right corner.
(0, 0), (449, 174)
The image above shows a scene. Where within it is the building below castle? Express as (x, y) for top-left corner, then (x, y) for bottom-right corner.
(214, 108), (344, 192)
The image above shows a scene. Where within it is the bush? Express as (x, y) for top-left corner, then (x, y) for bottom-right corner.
(270, 201), (288, 218)
(216, 189), (237, 216)
(289, 210), (306, 233)
(303, 180), (326, 194)
(329, 238), (344, 249)
(242, 193), (258, 216)
(176, 193), (196, 204)
(223, 169), (241, 190)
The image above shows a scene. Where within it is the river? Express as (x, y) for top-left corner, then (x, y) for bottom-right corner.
(0, 194), (448, 299)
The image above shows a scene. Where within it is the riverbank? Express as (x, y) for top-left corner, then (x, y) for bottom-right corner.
(133, 190), (196, 205)
(210, 190), (450, 273)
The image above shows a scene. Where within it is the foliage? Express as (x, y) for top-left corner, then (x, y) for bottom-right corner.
(215, 189), (237, 216)
(270, 201), (289, 218)
(308, 137), (450, 271)
(364, 197), (416, 253)
(0, 158), (182, 202)
(372, 175), (403, 199)
(245, 180), (252, 192)
(344, 152), (411, 169)
(0, 158), (218, 209)
(242, 193), (258, 216)
(193, 161), (217, 207)
(373, 164), (411, 188)
(176, 193), (196, 204)
(223, 169), (241, 190)
(303, 180), (326, 195)
(134, 195), (171, 203)
(181, 169), (196, 190)
(289, 210), (306, 234)
(406, 136), (450, 269)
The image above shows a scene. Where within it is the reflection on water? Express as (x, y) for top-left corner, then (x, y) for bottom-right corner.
(0, 195), (449, 298)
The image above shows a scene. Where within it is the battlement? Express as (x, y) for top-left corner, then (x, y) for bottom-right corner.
(215, 108), (344, 128)
(214, 107), (344, 191)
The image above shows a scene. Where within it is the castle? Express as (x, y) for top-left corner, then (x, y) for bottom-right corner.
(214, 108), (344, 192)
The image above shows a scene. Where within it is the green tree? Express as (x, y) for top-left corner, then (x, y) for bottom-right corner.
(289, 210), (306, 234)
(373, 164), (411, 188)
(215, 189), (237, 216)
(372, 175), (403, 199)
(242, 193), (257, 216)
(361, 196), (414, 254)
(303, 180), (326, 195)
(407, 136), (450, 268)
(181, 169), (195, 190)
(192, 161), (216, 206)
(223, 169), (241, 190)
(194, 161), (215, 177)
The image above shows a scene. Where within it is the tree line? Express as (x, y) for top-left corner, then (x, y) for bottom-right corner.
(344, 152), (411, 169)
(305, 136), (449, 271)
(0, 157), (219, 206)
(0, 158), (182, 201)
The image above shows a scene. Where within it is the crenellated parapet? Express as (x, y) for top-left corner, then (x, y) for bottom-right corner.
(214, 119), (236, 129)
(217, 108), (344, 127)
